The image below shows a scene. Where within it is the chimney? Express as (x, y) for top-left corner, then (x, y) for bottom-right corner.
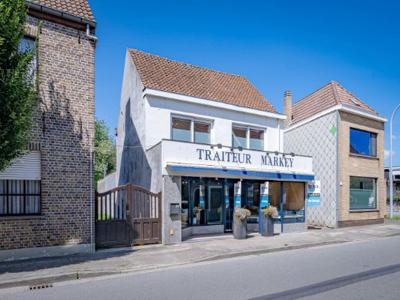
(283, 90), (292, 129)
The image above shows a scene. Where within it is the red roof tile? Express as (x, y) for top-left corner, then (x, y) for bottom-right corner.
(129, 49), (276, 113)
(30, 0), (94, 22)
(292, 81), (378, 124)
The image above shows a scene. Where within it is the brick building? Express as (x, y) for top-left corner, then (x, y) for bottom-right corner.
(284, 81), (387, 227)
(0, 0), (96, 260)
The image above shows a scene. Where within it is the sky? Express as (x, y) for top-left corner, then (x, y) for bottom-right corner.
(90, 0), (400, 166)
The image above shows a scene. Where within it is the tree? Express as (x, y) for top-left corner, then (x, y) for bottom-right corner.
(0, 0), (38, 171)
(95, 119), (116, 183)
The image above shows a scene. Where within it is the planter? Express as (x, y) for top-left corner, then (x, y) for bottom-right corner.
(260, 215), (274, 237)
(233, 218), (247, 239)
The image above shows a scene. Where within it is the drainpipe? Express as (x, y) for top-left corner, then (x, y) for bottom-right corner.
(86, 24), (98, 42)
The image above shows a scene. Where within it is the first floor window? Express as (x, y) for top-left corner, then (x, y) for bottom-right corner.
(350, 128), (377, 157)
(232, 125), (265, 150)
(350, 177), (376, 210)
(172, 116), (211, 144)
(0, 180), (41, 215)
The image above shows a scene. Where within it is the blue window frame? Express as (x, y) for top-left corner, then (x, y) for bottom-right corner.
(350, 128), (377, 157)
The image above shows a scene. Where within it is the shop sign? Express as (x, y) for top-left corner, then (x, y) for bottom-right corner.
(196, 149), (295, 168)
(260, 182), (270, 208)
(307, 180), (321, 207)
(234, 182), (241, 207)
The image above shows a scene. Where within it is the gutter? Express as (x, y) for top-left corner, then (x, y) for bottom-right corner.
(26, 1), (98, 41)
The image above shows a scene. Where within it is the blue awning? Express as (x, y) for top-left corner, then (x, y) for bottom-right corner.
(168, 165), (314, 181)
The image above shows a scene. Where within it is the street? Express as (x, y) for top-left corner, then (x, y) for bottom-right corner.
(1, 235), (400, 300)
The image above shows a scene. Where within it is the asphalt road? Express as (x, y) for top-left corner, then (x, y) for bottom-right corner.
(1, 236), (400, 300)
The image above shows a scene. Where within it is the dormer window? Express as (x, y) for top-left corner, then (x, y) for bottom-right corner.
(171, 116), (211, 144)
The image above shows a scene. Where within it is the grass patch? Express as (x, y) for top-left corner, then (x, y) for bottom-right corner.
(385, 216), (400, 220)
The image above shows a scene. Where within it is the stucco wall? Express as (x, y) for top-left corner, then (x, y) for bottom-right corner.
(337, 111), (386, 225)
(145, 95), (284, 152)
(284, 111), (338, 227)
(162, 175), (182, 244)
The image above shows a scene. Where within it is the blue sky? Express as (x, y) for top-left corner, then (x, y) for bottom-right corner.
(91, 0), (400, 166)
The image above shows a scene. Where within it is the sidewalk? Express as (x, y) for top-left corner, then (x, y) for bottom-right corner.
(1, 223), (399, 289)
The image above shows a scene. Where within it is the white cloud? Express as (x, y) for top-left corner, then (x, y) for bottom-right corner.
(385, 149), (396, 159)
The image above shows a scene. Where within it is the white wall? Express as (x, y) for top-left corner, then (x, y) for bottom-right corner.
(116, 51), (146, 185)
(144, 95), (284, 151)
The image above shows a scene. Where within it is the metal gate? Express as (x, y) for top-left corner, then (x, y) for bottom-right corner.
(95, 184), (162, 248)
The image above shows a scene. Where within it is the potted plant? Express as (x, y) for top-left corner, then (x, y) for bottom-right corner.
(233, 207), (251, 239)
(260, 206), (277, 236)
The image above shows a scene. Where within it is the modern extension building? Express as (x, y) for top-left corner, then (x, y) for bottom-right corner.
(113, 49), (315, 244)
(0, 0), (96, 260)
(284, 81), (387, 227)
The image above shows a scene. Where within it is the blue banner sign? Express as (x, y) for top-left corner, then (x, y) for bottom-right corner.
(234, 182), (241, 207)
(307, 180), (321, 207)
(199, 185), (205, 209)
(225, 185), (230, 209)
(260, 182), (270, 208)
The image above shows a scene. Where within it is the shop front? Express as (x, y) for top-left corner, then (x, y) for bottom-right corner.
(161, 139), (314, 240)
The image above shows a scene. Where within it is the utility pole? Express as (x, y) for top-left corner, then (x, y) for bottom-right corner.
(389, 103), (400, 218)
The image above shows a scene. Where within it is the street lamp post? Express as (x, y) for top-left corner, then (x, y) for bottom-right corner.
(389, 103), (400, 218)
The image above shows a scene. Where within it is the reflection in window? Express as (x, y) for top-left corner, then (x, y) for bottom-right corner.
(181, 179), (189, 228)
(350, 177), (376, 210)
(18, 36), (37, 81)
(232, 127), (247, 148)
(172, 118), (191, 142)
(250, 129), (264, 150)
(350, 128), (377, 157)
(194, 122), (210, 144)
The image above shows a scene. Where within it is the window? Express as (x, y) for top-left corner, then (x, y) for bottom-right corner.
(172, 118), (191, 142)
(0, 180), (41, 216)
(171, 117), (211, 144)
(350, 128), (377, 157)
(194, 122), (210, 144)
(19, 36), (37, 81)
(232, 126), (265, 150)
(350, 177), (376, 210)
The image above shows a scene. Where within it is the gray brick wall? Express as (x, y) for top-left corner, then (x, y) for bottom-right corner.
(284, 111), (338, 227)
(0, 15), (95, 250)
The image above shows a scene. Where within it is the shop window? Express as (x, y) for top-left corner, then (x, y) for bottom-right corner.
(350, 128), (377, 157)
(0, 180), (41, 216)
(350, 177), (377, 210)
(172, 117), (211, 144)
(181, 179), (189, 228)
(232, 125), (265, 150)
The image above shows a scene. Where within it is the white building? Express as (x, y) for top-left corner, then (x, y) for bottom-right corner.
(109, 49), (314, 244)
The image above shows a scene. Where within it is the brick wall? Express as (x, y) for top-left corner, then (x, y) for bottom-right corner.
(0, 15), (95, 250)
(337, 111), (386, 226)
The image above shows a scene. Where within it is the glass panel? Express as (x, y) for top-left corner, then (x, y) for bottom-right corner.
(207, 186), (223, 224)
(232, 127), (247, 148)
(191, 188), (206, 225)
(194, 122), (210, 144)
(350, 128), (377, 157)
(172, 118), (191, 142)
(245, 183), (260, 223)
(249, 129), (264, 150)
(19, 36), (37, 80)
(350, 177), (376, 209)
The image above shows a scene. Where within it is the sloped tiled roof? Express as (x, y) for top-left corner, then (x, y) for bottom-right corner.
(292, 81), (378, 124)
(129, 49), (276, 113)
(30, 0), (95, 22)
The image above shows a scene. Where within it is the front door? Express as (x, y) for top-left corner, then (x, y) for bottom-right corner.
(207, 186), (223, 225)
